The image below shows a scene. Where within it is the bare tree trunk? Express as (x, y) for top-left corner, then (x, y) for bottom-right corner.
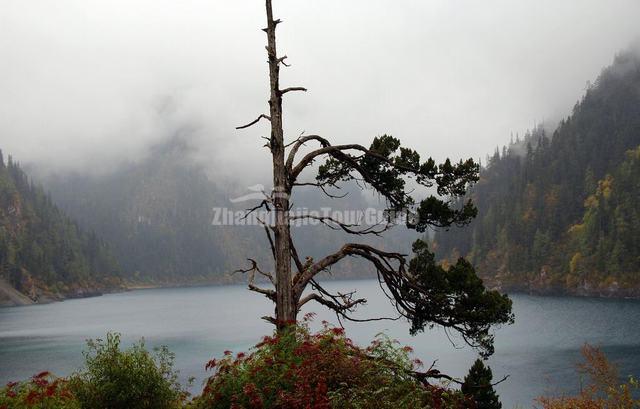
(265, 0), (295, 330)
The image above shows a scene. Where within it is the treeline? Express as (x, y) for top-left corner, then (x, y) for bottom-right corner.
(0, 151), (120, 300)
(433, 50), (640, 296)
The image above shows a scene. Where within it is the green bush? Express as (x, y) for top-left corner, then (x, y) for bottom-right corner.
(193, 315), (467, 409)
(69, 333), (188, 409)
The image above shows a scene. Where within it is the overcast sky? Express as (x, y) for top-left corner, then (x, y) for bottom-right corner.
(2, 0), (640, 182)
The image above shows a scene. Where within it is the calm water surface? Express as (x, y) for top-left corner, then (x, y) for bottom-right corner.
(1, 280), (640, 408)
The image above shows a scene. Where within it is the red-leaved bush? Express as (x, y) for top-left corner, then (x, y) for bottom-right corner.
(1, 323), (473, 409)
(193, 314), (467, 409)
(0, 371), (79, 409)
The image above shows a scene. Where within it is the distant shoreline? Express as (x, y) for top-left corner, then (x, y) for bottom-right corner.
(3, 276), (640, 308)
(495, 282), (640, 300)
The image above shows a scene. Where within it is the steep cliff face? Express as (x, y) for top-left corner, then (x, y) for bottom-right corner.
(0, 152), (121, 305)
(433, 50), (640, 297)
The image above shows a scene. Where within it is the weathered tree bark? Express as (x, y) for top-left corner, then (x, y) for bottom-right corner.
(265, 0), (295, 330)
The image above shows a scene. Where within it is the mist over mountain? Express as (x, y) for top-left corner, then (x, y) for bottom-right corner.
(3, 3), (640, 407)
(3, 1), (640, 184)
(4, 3), (640, 298)
(39, 134), (414, 285)
(7, 44), (640, 299)
(42, 135), (257, 283)
(433, 49), (640, 297)
(4, 44), (640, 303)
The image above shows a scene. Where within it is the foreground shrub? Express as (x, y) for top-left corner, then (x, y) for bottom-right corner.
(537, 344), (640, 408)
(3, 327), (487, 409)
(0, 372), (80, 409)
(69, 333), (188, 409)
(193, 316), (467, 409)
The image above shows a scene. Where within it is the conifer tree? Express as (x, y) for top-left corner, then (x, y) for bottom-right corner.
(461, 359), (502, 409)
(235, 0), (513, 358)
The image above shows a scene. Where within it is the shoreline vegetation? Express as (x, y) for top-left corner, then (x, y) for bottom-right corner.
(4, 275), (640, 308)
(0, 322), (481, 409)
(2, 322), (638, 408)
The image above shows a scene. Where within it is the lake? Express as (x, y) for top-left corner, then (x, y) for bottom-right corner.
(1, 280), (639, 408)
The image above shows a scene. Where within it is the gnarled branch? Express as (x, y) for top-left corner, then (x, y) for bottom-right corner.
(259, 218), (276, 261)
(296, 291), (365, 314)
(289, 236), (304, 275)
(234, 258), (275, 287)
(293, 243), (406, 297)
(285, 134), (330, 173)
(241, 199), (271, 221)
(277, 55), (291, 67)
(290, 214), (392, 236)
(236, 114), (271, 130)
(293, 182), (348, 199)
(249, 284), (276, 301)
(280, 87), (308, 94)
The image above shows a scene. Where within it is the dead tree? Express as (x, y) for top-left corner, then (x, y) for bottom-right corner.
(236, 0), (513, 357)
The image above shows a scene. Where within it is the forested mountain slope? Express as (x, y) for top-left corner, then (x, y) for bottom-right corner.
(433, 50), (640, 297)
(44, 137), (247, 283)
(0, 152), (121, 305)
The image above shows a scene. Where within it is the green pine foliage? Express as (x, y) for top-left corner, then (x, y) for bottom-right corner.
(404, 240), (513, 357)
(0, 152), (121, 301)
(461, 359), (502, 409)
(433, 50), (640, 296)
